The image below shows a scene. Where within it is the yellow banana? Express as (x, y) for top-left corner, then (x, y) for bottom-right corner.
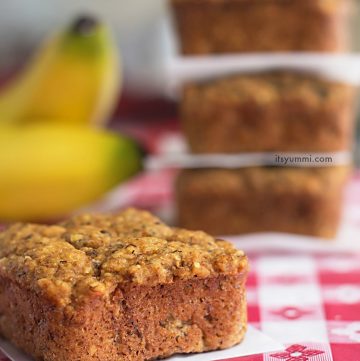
(0, 16), (120, 126)
(0, 124), (142, 222)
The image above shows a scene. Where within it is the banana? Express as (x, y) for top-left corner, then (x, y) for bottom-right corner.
(0, 124), (142, 222)
(0, 16), (120, 127)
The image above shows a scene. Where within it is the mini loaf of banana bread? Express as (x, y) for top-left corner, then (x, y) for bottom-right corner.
(181, 72), (356, 153)
(170, 0), (353, 54)
(176, 167), (350, 238)
(0, 208), (248, 361)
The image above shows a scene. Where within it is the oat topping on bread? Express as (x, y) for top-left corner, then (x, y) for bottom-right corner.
(0, 208), (247, 306)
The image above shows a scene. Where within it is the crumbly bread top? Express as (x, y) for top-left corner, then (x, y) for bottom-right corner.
(183, 72), (354, 107)
(0, 208), (247, 307)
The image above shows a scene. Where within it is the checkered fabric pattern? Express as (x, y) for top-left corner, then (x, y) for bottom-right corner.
(1, 121), (359, 360)
(237, 253), (360, 361)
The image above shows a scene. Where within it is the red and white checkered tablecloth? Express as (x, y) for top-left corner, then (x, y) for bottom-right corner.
(1, 120), (359, 360)
(234, 253), (360, 361)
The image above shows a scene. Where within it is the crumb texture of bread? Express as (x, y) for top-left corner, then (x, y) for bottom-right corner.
(0, 208), (248, 361)
(171, 0), (352, 54)
(176, 167), (350, 238)
(181, 72), (356, 153)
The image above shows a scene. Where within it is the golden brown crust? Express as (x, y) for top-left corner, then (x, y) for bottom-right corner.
(181, 72), (356, 153)
(0, 209), (248, 361)
(170, 0), (352, 54)
(176, 167), (350, 238)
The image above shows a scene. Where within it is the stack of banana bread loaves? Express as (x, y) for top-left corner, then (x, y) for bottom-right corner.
(170, 0), (357, 238)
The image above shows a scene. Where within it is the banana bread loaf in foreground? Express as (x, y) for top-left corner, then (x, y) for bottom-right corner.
(176, 167), (350, 238)
(0, 208), (248, 361)
(171, 0), (352, 54)
(181, 72), (356, 153)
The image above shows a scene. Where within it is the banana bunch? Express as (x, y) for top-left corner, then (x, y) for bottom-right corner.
(0, 16), (143, 222)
